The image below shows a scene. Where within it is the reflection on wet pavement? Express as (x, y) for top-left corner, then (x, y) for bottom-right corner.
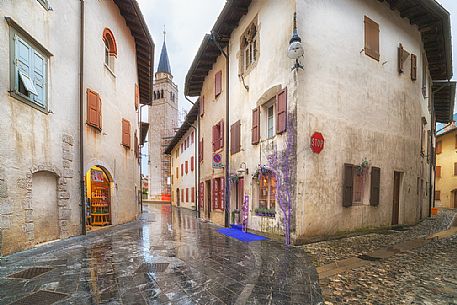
(0, 204), (322, 304)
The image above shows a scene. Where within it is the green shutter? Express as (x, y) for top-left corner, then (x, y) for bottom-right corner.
(33, 50), (45, 106)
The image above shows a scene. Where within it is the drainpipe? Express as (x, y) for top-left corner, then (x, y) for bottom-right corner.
(211, 32), (230, 227)
(184, 96), (200, 219)
(139, 104), (148, 214)
(79, 0), (86, 235)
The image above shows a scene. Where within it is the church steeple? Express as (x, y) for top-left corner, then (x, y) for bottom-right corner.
(157, 28), (171, 75)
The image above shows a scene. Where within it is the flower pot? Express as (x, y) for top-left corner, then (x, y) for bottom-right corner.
(431, 207), (438, 216)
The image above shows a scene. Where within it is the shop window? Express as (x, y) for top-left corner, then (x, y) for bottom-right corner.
(240, 19), (257, 73)
(103, 28), (117, 73)
(8, 23), (49, 110)
(258, 175), (276, 211)
(364, 16), (380, 61)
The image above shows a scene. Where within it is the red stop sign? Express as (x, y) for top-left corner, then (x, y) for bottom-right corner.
(310, 132), (325, 154)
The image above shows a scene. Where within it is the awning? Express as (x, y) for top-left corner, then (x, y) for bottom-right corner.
(434, 81), (456, 123)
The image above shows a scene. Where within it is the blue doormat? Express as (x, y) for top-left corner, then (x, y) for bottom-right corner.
(217, 228), (268, 242)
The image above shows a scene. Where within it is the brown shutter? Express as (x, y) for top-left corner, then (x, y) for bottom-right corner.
(219, 120), (224, 149)
(135, 83), (139, 110)
(192, 187), (195, 202)
(176, 167), (178, 178)
(454, 163), (457, 176)
(251, 107), (260, 144)
(411, 54), (417, 81)
(436, 141), (442, 154)
(364, 16), (380, 61)
(215, 70), (222, 97)
(370, 167), (381, 206)
(343, 164), (354, 207)
(134, 130), (139, 158)
(185, 161), (188, 174)
(87, 89), (101, 129)
(121, 119), (131, 148)
(200, 96), (205, 117)
(191, 156), (194, 171)
(231, 121), (241, 155)
(276, 88), (287, 134)
(435, 190), (441, 200)
(212, 124), (218, 151)
(436, 166), (441, 178)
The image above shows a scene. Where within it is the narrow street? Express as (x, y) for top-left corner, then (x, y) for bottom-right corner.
(0, 204), (322, 305)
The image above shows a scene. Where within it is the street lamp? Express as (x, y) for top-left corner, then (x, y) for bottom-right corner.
(288, 12), (304, 71)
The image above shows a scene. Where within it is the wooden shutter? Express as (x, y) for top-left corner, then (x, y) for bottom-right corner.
(200, 96), (205, 116)
(215, 70), (222, 97)
(436, 141), (442, 154)
(252, 107), (260, 144)
(87, 89), (101, 129)
(121, 119), (131, 148)
(212, 124), (219, 151)
(435, 190), (441, 200)
(181, 164), (183, 176)
(191, 156), (194, 171)
(231, 120), (241, 155)
(191, 187), (195, 202)
(411, 54), (417, 81)
(343, 164), (354, 207)
(199, 139), (203, 162)
(276, 88), (287, 134)
(176, 167), (178, 178)
(199, 182), (204, 208)
(436, 166), (441, 178)
(370, 167), (381, 206)
(364, 16), (380, 61)
(185, 161), (188, 174)
(135, 83), (139, 110)
(454, 163), (457, 176)
(219, 120), (224, 149)
(134, 130), (139, 158)
(186, 188), (189, 202)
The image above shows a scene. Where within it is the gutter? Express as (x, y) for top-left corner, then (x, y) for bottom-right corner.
(210, 32), (230, 228)
(79, 0), (86, 235)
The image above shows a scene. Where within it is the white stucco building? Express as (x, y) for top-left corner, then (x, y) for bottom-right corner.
(0, 0), (154, 255)
(185, 0), (455, 243)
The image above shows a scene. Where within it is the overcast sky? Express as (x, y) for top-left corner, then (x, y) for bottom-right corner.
(138, 0), (457, 174)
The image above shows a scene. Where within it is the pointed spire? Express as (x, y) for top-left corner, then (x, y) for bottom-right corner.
(157, 27), (172, 75)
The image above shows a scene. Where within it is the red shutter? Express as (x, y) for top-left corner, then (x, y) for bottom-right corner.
(436, 166), (441, 178)
(96, 93), (102, 129)
(87, 89), (101, 129)
(200, 96), (205, 116)
(411, 54), (417, 81)
(276, 88), (287, 134)
(186, 188), (189, 202)
(191, 156), (194, 171)
(231, 121), (241, 155)
(199, 182), (204, 208)
(191, 187), (195, 202)
(343, 164), (353, 207)
(135, 83), (139, 110)
(220, 177), (225, 210)
(219, 120), (224, 149)
(122, 119), (131, 148)
(252, 107), (260, 144)
(213, 179), (219, 209)
(212, 124), (219, 152)
(191, 131), (194, 144)
(436, 141), (442, 154)
(185, 161), (188, 174)
(181, 164), (183, 176)
(215, 70), (222, 97)
(199, 139), (203, 162)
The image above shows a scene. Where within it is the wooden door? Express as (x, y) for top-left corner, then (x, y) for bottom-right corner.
(392, 172), (401, 225)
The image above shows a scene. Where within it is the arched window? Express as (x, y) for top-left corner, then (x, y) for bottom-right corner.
(103, 28), (117, 72)
(161, 89), (164, 99)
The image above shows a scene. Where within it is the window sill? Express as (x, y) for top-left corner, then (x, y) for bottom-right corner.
(104, 63), (116, 78)
(9, 90), (48, 114)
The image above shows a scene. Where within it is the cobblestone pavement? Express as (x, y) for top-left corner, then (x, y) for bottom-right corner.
(320, 234), (457, 305)
(303, 209), (457, 267)
(0, 204), (322, 305)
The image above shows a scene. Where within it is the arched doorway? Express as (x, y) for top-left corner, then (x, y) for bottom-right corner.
(85, 166), (112, 227)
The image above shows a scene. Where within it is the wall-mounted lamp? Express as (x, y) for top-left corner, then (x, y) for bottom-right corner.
(287, 12), (304, 71)
(237, 162), (249, 176)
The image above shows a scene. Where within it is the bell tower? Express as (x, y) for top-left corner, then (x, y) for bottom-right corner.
(148, 30), (178, 200)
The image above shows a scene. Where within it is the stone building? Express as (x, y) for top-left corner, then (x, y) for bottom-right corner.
(435, 119), (457, 209)
(0, 0), (153, 255)
(164, 101), (199, 210)
(148, 37), (179, 201)
(185, 0), (455, 243)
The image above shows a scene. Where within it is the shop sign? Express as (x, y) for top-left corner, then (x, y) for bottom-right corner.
(212, 153), (224, 168)
(310, 132), (325, 154)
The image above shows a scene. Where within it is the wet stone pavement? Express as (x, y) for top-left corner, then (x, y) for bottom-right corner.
(0, 204), (322, 305)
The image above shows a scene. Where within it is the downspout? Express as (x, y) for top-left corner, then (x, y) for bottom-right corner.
(211, 32), (230, 227)
(79, 0), (86, 235)
(185, 95), (199, 219)
(139, 104), (147, 214)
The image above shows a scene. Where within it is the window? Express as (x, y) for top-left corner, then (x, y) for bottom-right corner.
(420, 118), (426, 156)
(241, 21), (257, 73)
(121, 119), (131, 148)
(87, 89), (102, 130)
(9, 22), (49, 110)
(343, 164), (381, 207)
(364, 16), (380, 61)
(436, 141), (442, 154)
(435, 190), (441, 201)
(353, 173), (363, 203)
(231, 120), (241, 155)
(212, 177), (224, 210)
(258, 175), (276, 211)
(267, 105), (274, 138)
(103, 28), (117, 72)
(455, 134), (457, 149)
(436, 166), (441, 178)
(215, 70), (222, 97)
(212, 120), (224, 152)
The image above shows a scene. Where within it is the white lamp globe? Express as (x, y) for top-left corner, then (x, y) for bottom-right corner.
(288, 41), (304, 59)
